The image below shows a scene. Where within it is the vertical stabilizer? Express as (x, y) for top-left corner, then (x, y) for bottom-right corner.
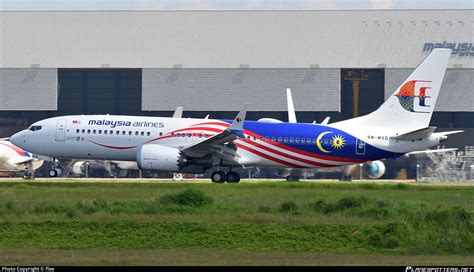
(347, 48), (451, 132)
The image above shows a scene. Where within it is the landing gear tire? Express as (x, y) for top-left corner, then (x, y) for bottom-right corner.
(48, 168), (61, 177)
(211, 171), (226, 183)
(226, 171), (240, 183)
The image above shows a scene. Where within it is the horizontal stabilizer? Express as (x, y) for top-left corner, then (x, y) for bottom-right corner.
(435, 130), (464, 136)
(392, 126), (436, 141)
(406, 148), (458, 156)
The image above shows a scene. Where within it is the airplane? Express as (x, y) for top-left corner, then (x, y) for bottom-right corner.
(0, 139), (44, 178)
(268, 88), (459, 180)
(10, 48), (462, 183)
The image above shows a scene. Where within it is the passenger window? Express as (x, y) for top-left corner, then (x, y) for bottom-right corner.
(271, 136), (276, 141)
(295, 138), (300, 143)
(87, 129), (91, 134)
(93, 130), (96, 134)
(129, 131), (132, 136)
(110, 130), (113, 135)
(147, 132), (150, 136)
(265, 136), (269, 141)
(301, 138), (306, 143)
(98, 130), (102, 134)
(188, 133), (191, 137)
(284, 137), (288, 143)
(198, 134), (202, 138)
(122, 131), (126, 135)
(313, 139), (317, 143)
(278, 137), (282, 142)
(159, 132), (163, 137)
(140, 131), (144, 136)
(104, 130), (108, 135)
(116, 131), (119, 135)
(76, 129), (79, 133)
(135, 131), (139, 136)
(307, 138), (311, 143)
(246, 136), (250, 140)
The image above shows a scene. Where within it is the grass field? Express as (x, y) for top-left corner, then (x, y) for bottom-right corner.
(0, 179), (473, 265)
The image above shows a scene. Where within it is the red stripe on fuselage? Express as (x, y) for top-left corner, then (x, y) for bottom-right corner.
(236, 143), (304, 168)
(88, 141), (137, 150)
(240, 139), (334, 167)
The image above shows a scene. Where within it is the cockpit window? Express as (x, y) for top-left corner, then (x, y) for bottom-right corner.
(28, 125), (42, 131)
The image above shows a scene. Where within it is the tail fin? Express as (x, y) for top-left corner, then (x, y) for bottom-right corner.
(365, 48), (451, 131)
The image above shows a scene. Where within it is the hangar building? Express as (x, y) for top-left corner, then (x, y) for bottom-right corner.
(0, 9), (473, 148)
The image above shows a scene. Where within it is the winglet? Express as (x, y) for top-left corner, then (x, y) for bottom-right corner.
(228, 104), (248, 138)
(172, 106), (183, 118)
(321, 117), (331, 125)
(286, 88), (297, 123)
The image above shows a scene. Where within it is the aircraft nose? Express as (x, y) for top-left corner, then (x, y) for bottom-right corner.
(10, 130), (26, 148)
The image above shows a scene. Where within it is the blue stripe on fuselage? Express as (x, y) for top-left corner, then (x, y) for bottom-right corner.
(221, 120), (402, 161)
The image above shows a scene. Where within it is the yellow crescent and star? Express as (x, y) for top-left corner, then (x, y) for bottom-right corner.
(316, 132), (346, 153)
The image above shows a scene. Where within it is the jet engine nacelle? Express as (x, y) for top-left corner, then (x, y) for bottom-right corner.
(137, 144), (184, 172)
(72, 161), (87, 175)
(364, 160), (386, 179)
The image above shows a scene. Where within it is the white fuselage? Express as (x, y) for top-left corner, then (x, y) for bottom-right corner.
(10, 115), (441, 173)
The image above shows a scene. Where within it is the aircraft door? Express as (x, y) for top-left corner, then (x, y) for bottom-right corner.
(55, 119), (67, 142)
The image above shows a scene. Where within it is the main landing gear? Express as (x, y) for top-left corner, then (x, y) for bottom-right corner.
(211, 170), (240, 183)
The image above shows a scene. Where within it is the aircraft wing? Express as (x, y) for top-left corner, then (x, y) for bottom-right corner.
(181, 105), (247, 162)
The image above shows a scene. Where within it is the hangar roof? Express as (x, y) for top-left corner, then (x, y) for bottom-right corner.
(1, 10), (473, 68)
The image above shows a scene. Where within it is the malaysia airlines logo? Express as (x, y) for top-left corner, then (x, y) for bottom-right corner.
(394, 80), (432, 113)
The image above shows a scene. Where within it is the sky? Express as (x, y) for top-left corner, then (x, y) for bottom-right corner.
(0, 0), (472, 11)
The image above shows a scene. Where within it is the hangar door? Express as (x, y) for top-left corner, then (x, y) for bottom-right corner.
(340, 69), (384, 120)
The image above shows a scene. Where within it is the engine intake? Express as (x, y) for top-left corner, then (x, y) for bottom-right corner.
(364, 160), (386, 179)
(137, 144), (184, 172)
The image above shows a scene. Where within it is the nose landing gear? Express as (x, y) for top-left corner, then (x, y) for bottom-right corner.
(48, 158), (62, 177)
